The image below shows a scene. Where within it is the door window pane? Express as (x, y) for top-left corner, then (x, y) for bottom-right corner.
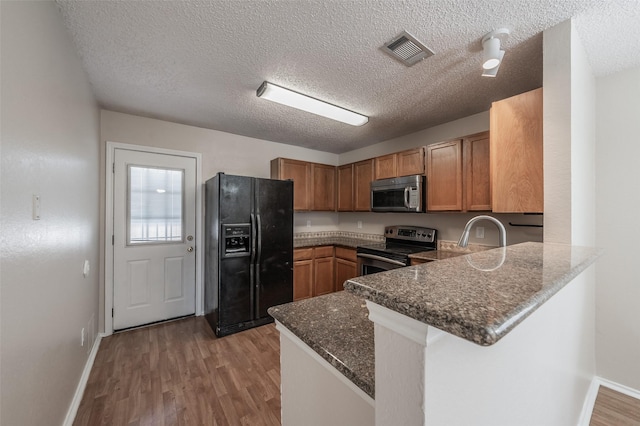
(128, 166), (184, 244)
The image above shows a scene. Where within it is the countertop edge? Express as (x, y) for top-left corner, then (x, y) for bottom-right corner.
(267, 296), (375, 398)
(344, 242), (603, 346)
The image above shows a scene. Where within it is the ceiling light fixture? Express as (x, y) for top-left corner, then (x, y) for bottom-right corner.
(256, 81), (368, 126)
(481, 28), (510, 78)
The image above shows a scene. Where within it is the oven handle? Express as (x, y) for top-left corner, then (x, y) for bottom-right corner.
(357, 253), (407, 267)
(404, 187), (411, 209)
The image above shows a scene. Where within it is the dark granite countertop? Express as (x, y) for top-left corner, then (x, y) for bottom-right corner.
(293, 231), (384, 248)
(268, 292), (375, 398)
(294, 236), (378, 249)
(345, 242), (602, 346)
(409, 250), (467, 262)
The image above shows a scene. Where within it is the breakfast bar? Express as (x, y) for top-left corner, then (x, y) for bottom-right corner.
(269, 241), (602, 425)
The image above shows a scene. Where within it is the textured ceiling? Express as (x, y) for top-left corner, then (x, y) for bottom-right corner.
(55, 0), (640, 154)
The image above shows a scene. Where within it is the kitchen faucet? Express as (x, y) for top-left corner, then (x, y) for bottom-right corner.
(458, 215), (507, 248)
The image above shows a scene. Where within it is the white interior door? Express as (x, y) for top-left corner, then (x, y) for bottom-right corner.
(113, 148), (196, 330)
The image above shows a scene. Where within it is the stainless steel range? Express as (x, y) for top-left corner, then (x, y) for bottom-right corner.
(357, 225), (437, 275)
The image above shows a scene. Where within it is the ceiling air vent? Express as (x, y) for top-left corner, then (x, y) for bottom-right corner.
(382, 31), (434, 67)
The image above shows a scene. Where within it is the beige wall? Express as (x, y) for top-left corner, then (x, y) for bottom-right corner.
(595, 66), (640, 390)
(0, 2), (101, 425)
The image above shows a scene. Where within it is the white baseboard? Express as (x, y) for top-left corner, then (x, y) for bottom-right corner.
(578, 376), (640, 425)
(63, 333), (104, 426)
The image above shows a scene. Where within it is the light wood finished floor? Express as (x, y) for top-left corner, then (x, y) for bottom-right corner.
(590, 385), (640, 426)
(74, 316), (281, 426)
(75, 316), (640, 425)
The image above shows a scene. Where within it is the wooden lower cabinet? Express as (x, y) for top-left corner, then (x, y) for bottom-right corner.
(410, 258), (433, 266)
(293, 246), (334, 301)
(293, 248), (314, 301)
(313, 245), (335, 296)
(335, 246), (357, 292)
(293, 246), (358, 300)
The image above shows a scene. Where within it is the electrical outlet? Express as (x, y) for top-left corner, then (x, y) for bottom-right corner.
(81, 328), (85, 347)
(357, 221), (363, 229)
(476, 226), (485, 239)
(306, 220), (311, 228)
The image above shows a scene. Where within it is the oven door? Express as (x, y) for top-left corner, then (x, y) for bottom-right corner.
(357, 253), (407, 275)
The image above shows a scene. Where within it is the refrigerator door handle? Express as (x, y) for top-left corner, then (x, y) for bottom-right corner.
(251, 212), (258, 319)
(254, 213), (263, 318)
(250, 213), (257, 264)
(256, 213), (263, 267)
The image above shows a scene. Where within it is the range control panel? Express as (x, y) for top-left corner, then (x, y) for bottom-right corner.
(384, 225), (437, 243)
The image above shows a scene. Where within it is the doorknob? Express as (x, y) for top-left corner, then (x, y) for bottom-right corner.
(187, 246), (194, 253)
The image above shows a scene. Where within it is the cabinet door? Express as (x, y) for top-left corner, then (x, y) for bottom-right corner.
(271, 158), (311, 211)
(311, 164), (336, 211)
(397, 147), (425, 176)
(314, 255), (335, 296)
(293, 259), (313, 301)
(354, 159), (374, 211)
(337, 164), (354, 211)
(426, 140), (463, 211)
(334, 247), (357, 292)
(374, 153), (397, 180)
(490, 88), (543, 213)
(463, 132), (491, 211)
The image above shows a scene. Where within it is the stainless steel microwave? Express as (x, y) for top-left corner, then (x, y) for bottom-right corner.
(371, 175), (425, 212)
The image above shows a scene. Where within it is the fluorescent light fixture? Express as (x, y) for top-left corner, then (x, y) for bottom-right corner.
(256, 81), (368, 126)
(156, 189), (166, 193)
(481, 28), (509, 78)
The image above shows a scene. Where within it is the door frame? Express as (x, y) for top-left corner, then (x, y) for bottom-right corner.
(104, 141), (203, 335)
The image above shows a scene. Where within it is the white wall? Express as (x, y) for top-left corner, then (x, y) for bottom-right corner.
(542, 18), (598, 409)
(595, 66), (640, 390)
(99, 111), (340, 328)
(0, 2), (101, 425)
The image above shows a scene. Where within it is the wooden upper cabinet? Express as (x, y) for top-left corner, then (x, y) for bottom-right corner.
(397, 147), (425, 176)
(354, 159), (374, 211)
(312, 163), (336, 211)
(271, 158), (311, 211)
(463, 132), (491, 211)
(337, 164), (354, 211)
(271, 158), (337, 212)
(374, 153), (397, 180)
(490, 88), (543, 213)
(374, 147), (425, 180)
(426, 140), (463, 211)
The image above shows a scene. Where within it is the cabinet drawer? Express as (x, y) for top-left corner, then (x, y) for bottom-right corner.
(314, 246), (334, 258)
(294, 248), (314, 261)
(335, 246), (357, 262)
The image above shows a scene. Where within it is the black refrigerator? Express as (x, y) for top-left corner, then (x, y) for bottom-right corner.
(205, 173), (293, 337)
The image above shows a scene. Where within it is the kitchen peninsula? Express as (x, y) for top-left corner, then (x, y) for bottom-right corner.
(269, 242), (602, 425)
